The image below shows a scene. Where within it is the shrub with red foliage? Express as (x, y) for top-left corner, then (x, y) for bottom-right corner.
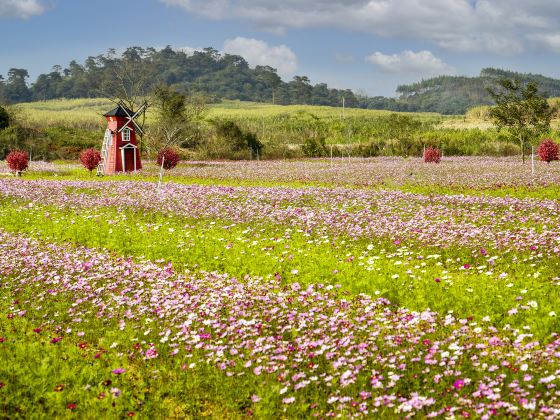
(157, 148), (180, 170)
(6, 150), (29, 175)
(423, 146), (442, 163)
(80, 149), (102, 173)
(537, 138), (559, 163)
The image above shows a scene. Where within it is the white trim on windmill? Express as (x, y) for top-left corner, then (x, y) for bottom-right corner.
(119, 143), (138, 174)
(117, 101), (147, 135)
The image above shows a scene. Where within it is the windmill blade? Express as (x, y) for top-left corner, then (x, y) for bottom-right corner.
(118, 105), (145, 135)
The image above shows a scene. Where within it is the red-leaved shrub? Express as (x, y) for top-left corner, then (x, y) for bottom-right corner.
(6, 150), (29, 175)
(423, 146), (441, 163)
(157, 148), (180, 170)
(537, 138), (559, 163)
(80, 148), (102, 173)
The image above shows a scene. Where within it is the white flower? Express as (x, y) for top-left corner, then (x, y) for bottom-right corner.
(549, 311), (557, 317)
(527, 300), (538, 309)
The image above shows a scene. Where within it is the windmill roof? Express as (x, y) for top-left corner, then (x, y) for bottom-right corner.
(104, 105), (133, 117)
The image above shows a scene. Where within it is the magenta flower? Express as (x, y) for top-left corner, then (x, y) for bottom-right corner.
(111, 368), (126, 375)
(453, 379), (465, 390)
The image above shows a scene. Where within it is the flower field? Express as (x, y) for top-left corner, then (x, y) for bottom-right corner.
(0, 157), (559, 418)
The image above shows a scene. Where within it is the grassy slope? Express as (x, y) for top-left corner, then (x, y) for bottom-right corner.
(16, 98), (442, 128)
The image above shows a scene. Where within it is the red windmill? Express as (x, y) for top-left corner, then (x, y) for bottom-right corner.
(96, 102), (147, 175)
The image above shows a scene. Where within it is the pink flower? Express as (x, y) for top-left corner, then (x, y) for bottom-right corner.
(112, 368), (126, 375)
(145, 345), (158, 359)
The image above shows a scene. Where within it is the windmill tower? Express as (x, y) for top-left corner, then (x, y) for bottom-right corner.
(97, 102), (147, 176)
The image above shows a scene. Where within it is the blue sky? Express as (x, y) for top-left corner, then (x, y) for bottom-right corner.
(1, 0), (560, 97)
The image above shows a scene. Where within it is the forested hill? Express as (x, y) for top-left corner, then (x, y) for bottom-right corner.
(2, 45), (560, 115)
(0, 46), (359, 109)
(392, 68), (560, 114)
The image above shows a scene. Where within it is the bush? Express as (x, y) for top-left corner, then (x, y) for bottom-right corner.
(537, 138), (559, 163)
(79, 148), (101, 173)
(157, 148), (180, 170)
(423, 146), (441, 163)
(6, 150), (29, 175)
(302, 137), (328, 157)
(0, 106), (9, 130)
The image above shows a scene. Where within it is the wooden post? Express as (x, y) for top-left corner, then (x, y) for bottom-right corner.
(531, 146), (535, 176)
(157, 156), (165, 191)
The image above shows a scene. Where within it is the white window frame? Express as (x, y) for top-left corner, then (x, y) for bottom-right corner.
(122, 128), (131, 142)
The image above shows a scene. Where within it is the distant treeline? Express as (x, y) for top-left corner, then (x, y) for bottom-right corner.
(2, 46), (560, 114)
(391, 68), (560, 114)
(0, 46), (359, 109)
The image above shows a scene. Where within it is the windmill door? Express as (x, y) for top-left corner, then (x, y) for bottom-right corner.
(125, 149), (135, 172)
(120, 145), (138, 173)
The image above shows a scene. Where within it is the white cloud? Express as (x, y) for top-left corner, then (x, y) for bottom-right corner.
(366, 50), (455, 76)
(177, 46), (205, 56)
(0, 0), (45, 19)
(159, 0), (560, 55)
(223, 37), (298, 78)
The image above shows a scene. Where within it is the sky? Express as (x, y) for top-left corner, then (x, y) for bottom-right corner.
(1, 0), (560, 97)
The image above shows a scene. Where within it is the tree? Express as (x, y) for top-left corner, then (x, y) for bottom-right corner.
(487, 79), (556, 163)
(387, 114), (422, 157)
(5, 68), (31, 103)
(289, 76), (312, 104)
(157, 147), (180, 170)
(537, 138), (559, 163)
(0, 75), (6, 103)
(79, 148), (101, 173)
(0, 105), (9, 130)
(6, 150), (29, 175)
(255, 65), (282, 104)
(147, 86), (208, 156)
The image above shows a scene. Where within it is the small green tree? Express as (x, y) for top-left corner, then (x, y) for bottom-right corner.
(487, 79), (556, 163)
(147, 86), (207, 157)
(0, 105), (9, 130)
